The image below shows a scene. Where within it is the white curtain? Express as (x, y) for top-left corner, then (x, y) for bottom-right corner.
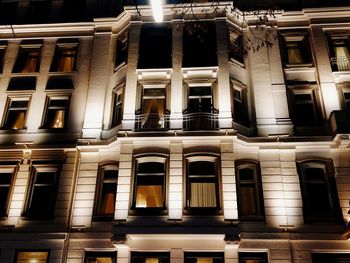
(190, 182), (216, 207)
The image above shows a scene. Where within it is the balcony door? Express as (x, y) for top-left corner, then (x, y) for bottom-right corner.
(141, 87), (166, 130)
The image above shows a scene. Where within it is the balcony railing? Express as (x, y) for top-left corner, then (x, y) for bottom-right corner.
(183, 108), (219, 131)
(135, 111), (170, 131)
(330, 56), (350, 71)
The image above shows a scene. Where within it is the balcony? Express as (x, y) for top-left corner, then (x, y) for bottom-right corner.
(183, 108), (219, 131)
(135, 111), (170, 131)
(330, 56), (350, 71)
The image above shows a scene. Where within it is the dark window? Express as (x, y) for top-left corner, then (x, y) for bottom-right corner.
(133, 156), (167, 211)
(93, 164), (118, 220)
(14, 250), (49, 263)
(239, 252), (268, 263)
(111, 88), (124, 127)
(235, 161), (265, 221)
(7, 77), (36, 91)
(297, 160), (342, 223)
(280, 32), (312, 66)
(186, 156), (220, 212)
(23, 165), (60, 218)
(115, 33), (128, 68)
(343, 91), (350, 111)
(3, 98), (30, 130)
(46, 76), (74, 90)
(0, 167), (17, 217)
(61, 0), (87, 22)
(84, 251), (117, 263)
(0, 2), (18, 25)
(28, 1), (51, 24)
(138, 24), (172, 69)
(131, 252), (170, 263)
(188, 86), (213, 113)
(232, 85), (248, 125)
(0, 42), (7, 73)
(183, 22), (217, 67)
(229, 31), (244, 64)
(43, 96), (70, 129)
(50, 41), (78, 72)
(184, 252), (224, 263)
(312, 253), (350, 263)
(329, 37), (350, 71)
(13, 44), (42, 73)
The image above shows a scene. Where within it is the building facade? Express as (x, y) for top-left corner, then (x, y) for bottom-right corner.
(0, 1), (350, 262)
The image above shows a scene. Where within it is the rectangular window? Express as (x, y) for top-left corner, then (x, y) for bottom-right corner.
(0, 166), (17, 217)
(312, 253), (350, 263)
(232, 82), (249, 125)
(184, 252), (224, 263)
(186, 156), (220, 212)
(0, 41), (7, 73)
(239, 252), (268, 263)
(111, 87), (124, 127)
(131, 252), (170, 263)
(23, 164), (60, 218)
(229, 30), (244, 64)
(13, 42), (42, 73)
(93, 164), (118, 220)
(50, 41), (79, 72)
(15, 251), (49, 263)
(329, 36), (350, 71)
(183, 22), (217, 67)
(115, 33), (128, 68)
(280, 32), (312, 66)
(43, 95), (70, 129)
(133, 156), (167, 211)
(3, 97), (30, 130)
(84, 251), (117, 263)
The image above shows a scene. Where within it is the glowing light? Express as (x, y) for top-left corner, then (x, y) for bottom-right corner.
(150, 0), (163, 22)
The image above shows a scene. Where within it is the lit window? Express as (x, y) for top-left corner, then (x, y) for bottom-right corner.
(84, 251), (117, 263)
(280, 32), (312, 66)
(235, 160), (265, 221)
(184, 252), (224, 263)
(239, 252), (268, 263)
(186, 156), (220, 211)
(13, 42), (42, 73)
(111, 86), (124, 127)
(297, 160), (342, 223)
(0, 166), (17, 217)
(43, 95), (70, 129)
(131, 252), (170, 263)
(133, 156), (167, 210)
(0, 41), (7, 73)
(3, 97), (30, 130)
(229, 30), (244, 64)
(329, 36), (350, 71)
(115, 32), (128, 69)
(50, 40), (79, 72)
(23, 164), (60, 218)
(93, 164), (118, 220)
(15, 251), (49, 263)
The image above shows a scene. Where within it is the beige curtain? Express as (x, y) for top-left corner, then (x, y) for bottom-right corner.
(16, 252), (48, 263)
(11, 112), (26, 129)
(146, 258), (159, 263)
(197, 258), (213, 263)
(141, 98), (165, 126)
(57, 50), (76, 72)
(101, 193), (115, 214)
(136, 185), (163, 208)
(240, 186), (257, 215)
(287, 48), (304, 64)
(87, 258), (113, 263)
(21, 51), (39, 73)
(49, 110), (65, 128)
(190, 182), (216, 207)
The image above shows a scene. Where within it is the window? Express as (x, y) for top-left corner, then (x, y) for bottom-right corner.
(280, 31), (312, 66)
(185, 155), (220, 212)
(131, 252), (170, 263)
(329, 36), (350, 71)
(184, 252), (224, 263)
(312, 253), (350, 263)
(229, 30), (244, 64)
(111, 85), (124, 127)
(287, 84), (322, 127)
(132, 155), (167, 211)
(232, 81), (249, 125)
(15, 251), (49, 263)
(8, 77), (36, 91)
(297, 160), (342, 223)
(28, 0), (51, 24)
(93, 163), (118, 220)
(3, 97), (30, 130)
(138, 24), (172, 69)
(50, 40), (79, 72)
(0, 166), (17, 218)
(115, 32), (128, 68)
(0, 41), (7, 73)
(23, 164), (60, 218)
(337, 84), (350, 112)
(13, 42), (42, 73)
(84, 251), (117, 263)
(239, 252), (268, 263)
(42, 95), (70, 129)
(183, 22), (217, 67)
(235, 160), (265, 221)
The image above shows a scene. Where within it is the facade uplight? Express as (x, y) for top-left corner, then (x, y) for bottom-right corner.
(150, 0), (163, 22)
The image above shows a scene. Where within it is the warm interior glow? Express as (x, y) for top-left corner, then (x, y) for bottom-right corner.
(17, 251), (48, 263)
(136, 185), (163, 207)
(150, 0), (163, 23)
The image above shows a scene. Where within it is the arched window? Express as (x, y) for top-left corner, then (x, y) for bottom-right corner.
(235, 160), (265, 221)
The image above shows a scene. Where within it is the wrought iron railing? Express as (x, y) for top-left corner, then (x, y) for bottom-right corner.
(330, 56), (350, 71)
(135, 111), (170, 131)
(183, 108), (219, 131)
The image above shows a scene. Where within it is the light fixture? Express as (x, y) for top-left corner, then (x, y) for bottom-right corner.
(150, 0), (163, 22)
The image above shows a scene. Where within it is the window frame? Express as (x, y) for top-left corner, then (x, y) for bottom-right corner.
(131, 252), (170, 263)
(14, 250), (50, 263)
(184, 252), (224, 263)
(0, 41), (7, 74)
(337, 83), (350, 112)
(12, 42), (42, 73)
(297, 159), (342, 224)
(238, 252), (269, 263)
(184, 154), (222, 214)
(50, 40), (79, 72)
(41, 94), (70, 129)
(231, 80), (249, 126)
(22, 163), (61, 219)
(228, 27), (244, 65)
(2, 95), (31, 130)
(0, 164), (18, 218)
(93, 162), (119, 221)
(115, 31), (129, 70)
(131, 154), (168, 214)
(235, 160), (265, 222)
(84, 251), (117, 263)
(111, 84), (125, 128)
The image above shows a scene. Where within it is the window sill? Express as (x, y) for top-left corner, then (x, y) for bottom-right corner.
(184, 208), (223, 216)
(20, 215), (54, 221)
(38, 127), (67, 132)
(0, 128), (27, 133)
(92, 215), (114, 222)
(114, 62), (127, 72)
(284, 63), (313, 68)
(229, 58), (245, 68)
(48, 71), (77, 76)
(129, 208), (168, 216)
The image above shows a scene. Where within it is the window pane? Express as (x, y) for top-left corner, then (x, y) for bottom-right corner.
(5, 110), (26, 129)
(29, 185), (54, 214)
(239, 185), (258, 215)
(14, 49), (40, 73)
(85, 252), (116, 263)
(46, 109), (66, 128)
(0, 173), (12, 184)
(0, 186), (10, 215)
(188, 161), (215, 176)
(99, 183), (117, 214)
(57, 49), (77, 72)
(306, 182), (332, 216)
(190, 182), (216, 207)
(138, 162), (164, 174)
(136, 185), (163, 208)
(239, 168), (254, 181)
(239, 252), (268, 263)
(16, 251), (48, 263)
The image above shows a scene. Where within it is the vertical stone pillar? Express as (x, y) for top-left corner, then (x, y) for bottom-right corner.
(225, 244), (238, 263)
(117, 246), (130, 263)
(170, 248), (183, 263)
